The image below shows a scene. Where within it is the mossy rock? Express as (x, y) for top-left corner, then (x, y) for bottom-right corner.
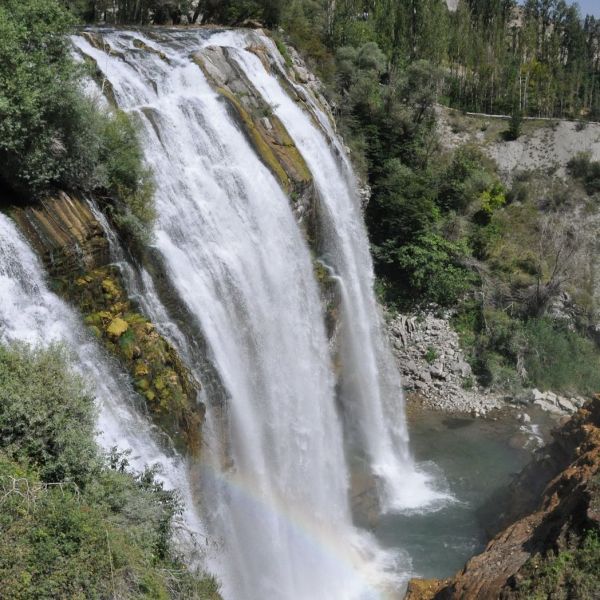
(107, 317), (129, 338)
(56, 265), (203, 455)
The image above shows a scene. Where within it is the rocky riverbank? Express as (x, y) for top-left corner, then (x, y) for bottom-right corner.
(388, 309), (587, 418)
(388, 310), (502, 415)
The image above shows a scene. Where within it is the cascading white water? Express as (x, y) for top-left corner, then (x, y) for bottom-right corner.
(0, 212), (205, 550)
(70, 28), (446, 599)
(225, 37), (445, 512)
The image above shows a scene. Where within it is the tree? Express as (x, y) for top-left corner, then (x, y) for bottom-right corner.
(526, 214), (583, 317)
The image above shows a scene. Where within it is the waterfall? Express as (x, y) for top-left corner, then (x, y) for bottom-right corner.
(227, 36), (444, 512)
(68, 28), (444, 599)
(0, 212), (205, 550)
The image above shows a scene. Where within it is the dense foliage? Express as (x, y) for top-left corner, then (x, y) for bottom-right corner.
(0, 343), (220, 599)
(321, 0), (600, 120)
(515, 528), (600, 599)
(280, 1), (600, 396)
(0, 0), (154, 243)
(78, 0), (600, 120)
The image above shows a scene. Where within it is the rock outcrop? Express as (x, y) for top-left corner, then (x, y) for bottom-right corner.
(10, 191), (110, 278)
(10, 192), (204, 454)
(406, 399), (600, 599)
(515, 388), (587, 415)
(388, 310), (502, 415)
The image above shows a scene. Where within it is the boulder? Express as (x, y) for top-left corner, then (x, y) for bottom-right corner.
(534, 398), (564, 414)
(557, 397), (577, 413)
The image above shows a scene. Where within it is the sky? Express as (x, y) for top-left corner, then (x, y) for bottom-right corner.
(573, 0), (600, 17)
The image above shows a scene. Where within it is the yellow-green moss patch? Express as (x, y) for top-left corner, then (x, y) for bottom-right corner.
(57, 266), (203, 455)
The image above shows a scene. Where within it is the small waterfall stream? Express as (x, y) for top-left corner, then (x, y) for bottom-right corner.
(0, 212), (205, 549)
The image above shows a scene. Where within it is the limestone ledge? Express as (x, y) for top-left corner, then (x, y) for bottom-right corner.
(192, 43), (343, 347)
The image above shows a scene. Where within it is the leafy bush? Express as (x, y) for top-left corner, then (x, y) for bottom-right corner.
(0, 343), (221, 599)
(479, 183), (506, 217)
(369, 159), (439, 246)
(424, 346), (438, 364)
(523, 319), (600, 394)
(437, 146), (501, 214)
(0, 344), (100, 486)
(0, 0), (155, 245)
(503, 108), (523, 141)
(195, 0), (282, 27)
(0, 0), (80, 192)
(453, 302), (600, 394)
(392, 233), (475, 307)
(515, 529), (600, 600)
(0, 452), (221, 599)
(97, 111), (156, 244)
(455, 306), (524, 390)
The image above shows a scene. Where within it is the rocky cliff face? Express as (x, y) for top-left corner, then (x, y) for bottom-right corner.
(10, 191), (110, 278)
(9, 192), (204, 454)
(405, 399), (600, 599)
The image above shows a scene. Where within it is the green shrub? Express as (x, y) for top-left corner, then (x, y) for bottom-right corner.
(504, 108), (523, 141)
(97, 111), (156, 244)
(0, 344), (100, 486)
(0, 0), (79, 192)
(437, 146), (493, 212)
(462, 308), (524, 390)
(273, 34), (293, 67)
(523, 319), (600, 394)
(424, 346), (438, 364)
(515, 529), (600, 600)
(453, 303), (600, 394)
(567, 152), (592, 180)
(0, 452), (221, 599)
(392, 233), (475, 306)
(0, 343), (221, 599)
